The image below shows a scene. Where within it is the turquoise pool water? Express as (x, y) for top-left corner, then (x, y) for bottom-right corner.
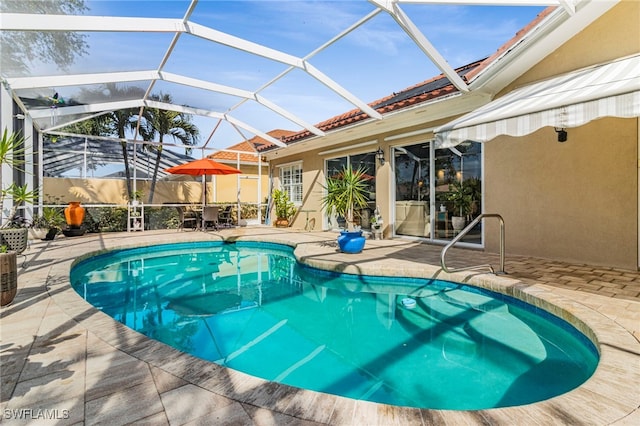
(70, 241), (598, 410)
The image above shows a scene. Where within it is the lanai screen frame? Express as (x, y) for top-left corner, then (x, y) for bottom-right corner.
(0, 0), (585, 223)
(0, 0), (577, 150)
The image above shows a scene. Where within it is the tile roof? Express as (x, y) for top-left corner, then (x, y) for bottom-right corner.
(256, 6), (557, 150)
(274, 60), (483, 146)
(210, 129), (297, 163)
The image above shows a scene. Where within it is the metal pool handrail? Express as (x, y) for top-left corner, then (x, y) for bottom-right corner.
(440, 213), (505, 275)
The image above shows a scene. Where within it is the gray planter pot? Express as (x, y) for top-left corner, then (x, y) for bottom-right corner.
(0, 228), (28, 254)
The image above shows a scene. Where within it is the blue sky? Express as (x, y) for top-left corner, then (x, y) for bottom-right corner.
(55, 1), (545, 152)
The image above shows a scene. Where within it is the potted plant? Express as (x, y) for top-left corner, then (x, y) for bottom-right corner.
(131, 189), (144, 206)
(446, 180), (473, 232)
(41, 206), (65, 240)
(29, 213), (48, 240)
(0, 130), (32, 304)
(321, 166), (371, 253)
(370, 215), (382, 230)
(272, 189), (296, 228)
(0, 127), (35, 227)
(0, 244), (17, 306)
(0, 216), (29, 307)
(1, 183), (38, 225)
(0, 183), (36, 264)
(370, 207), (384, 240)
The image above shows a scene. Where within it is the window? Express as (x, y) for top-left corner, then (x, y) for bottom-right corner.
(279, 163), (302, 204)
(325, 152), (377, 230)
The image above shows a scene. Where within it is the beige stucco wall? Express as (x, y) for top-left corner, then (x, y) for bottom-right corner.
(270, 2), (640, 268)
(482, 1), (640, 269)
(484, 117), (638, 269)
(271, 153), (329, 230)
(270, 116), (457, 235)
(44, 164), (269, 206)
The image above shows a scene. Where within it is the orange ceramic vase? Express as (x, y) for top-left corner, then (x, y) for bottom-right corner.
(64, 201), (85, 227)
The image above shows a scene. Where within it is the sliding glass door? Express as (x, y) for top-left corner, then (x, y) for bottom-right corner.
(393, 144), (431, 238)
(393, 140), (482, 244)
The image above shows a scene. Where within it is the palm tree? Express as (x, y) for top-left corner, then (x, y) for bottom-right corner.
(143, 93), (199, 203)
(94, 84), (147, 200)
(61, 113), (112, 137)
(63, 83), (147, 200)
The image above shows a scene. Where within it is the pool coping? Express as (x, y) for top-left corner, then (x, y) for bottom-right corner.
(50, 232), (640, 424)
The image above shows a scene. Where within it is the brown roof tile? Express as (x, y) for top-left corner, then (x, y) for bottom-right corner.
(264, 7), (556, 148)
(212, 129), (297, 161)
(280, 60), (482, 145)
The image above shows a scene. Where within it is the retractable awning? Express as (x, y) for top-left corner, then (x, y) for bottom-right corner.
(435, 54), (640, 148)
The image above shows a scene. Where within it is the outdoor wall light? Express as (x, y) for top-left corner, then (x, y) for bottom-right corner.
(376, 147), (385, 165)
(555, 127), (567, 142)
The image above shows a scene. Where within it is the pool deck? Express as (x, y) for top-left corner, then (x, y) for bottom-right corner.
(1, 227), (639, 425)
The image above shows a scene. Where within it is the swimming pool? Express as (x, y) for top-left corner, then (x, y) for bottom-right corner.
(70, 241), (598, 410)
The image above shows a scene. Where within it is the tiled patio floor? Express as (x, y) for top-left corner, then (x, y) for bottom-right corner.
(1, 227), (639, 425)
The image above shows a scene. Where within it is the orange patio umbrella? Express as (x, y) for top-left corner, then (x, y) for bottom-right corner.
(166, 157), (242, 176)
(166, 158), (242, 228)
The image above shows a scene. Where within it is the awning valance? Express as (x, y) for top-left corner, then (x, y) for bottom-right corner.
(435, 54), (640, 148)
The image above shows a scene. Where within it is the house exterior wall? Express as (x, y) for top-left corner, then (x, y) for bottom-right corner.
(483, 1), (639, 269)
(484, 117), (637, 269)
(268, 1), (639, 269)
(271, 136), (387, 232)
(269, 108), (467, 234)
(272, 150), (326, 229)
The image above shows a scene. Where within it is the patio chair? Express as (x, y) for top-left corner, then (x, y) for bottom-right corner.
(177, 206), (198, 231)
(218, 206), (234, 227)
(202, 206), (219, 231)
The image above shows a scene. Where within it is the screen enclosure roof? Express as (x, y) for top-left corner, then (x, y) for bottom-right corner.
(1, 0), (596, 156)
